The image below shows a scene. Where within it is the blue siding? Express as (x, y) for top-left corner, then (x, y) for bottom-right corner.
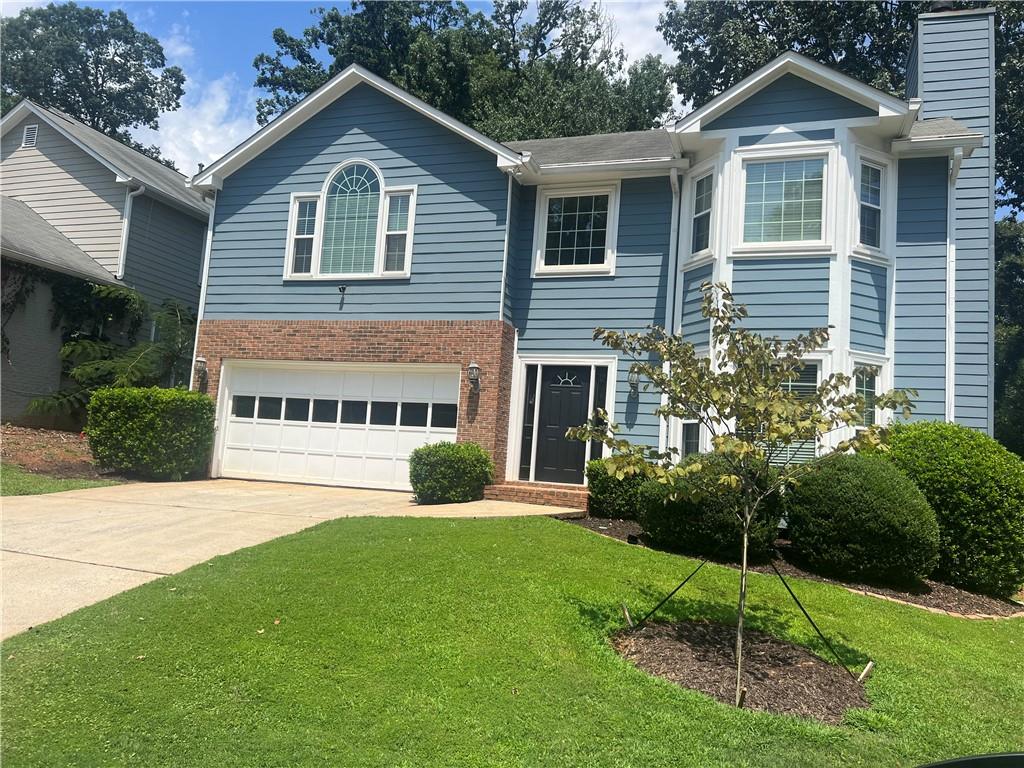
(123, 195), (205, 311)
(510, 176), (673, 447)
(730, 258), (830, 340)
(737, 128), (834, 147)
(918, 10), (995, 431)
(204, 83), (508, 320)
(895, 156), (948, 421)
(906, 33), (920, 99)
(705, 73), (874, 131)
(680, 264), (712, 347)
(850, 260), (887, 353)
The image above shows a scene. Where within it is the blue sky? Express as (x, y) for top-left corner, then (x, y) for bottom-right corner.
(3, 1), (674, 175)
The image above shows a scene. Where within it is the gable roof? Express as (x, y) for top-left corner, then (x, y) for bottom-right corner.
(0, 100), (209, 220)
(1, 195), (119, 285)
(191, 64), (525, 192)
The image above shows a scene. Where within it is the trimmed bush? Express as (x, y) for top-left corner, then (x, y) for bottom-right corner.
(86, 387), (215, 481)
(638, 454), (784, 563)
(785, 454), (939, 584)
(586, 459), (645, 519)
(409, 441), (493, 504)
(886, 421), (1024, 597)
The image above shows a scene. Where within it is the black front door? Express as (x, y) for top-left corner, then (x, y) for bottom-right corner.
(535, 365), (591, 484)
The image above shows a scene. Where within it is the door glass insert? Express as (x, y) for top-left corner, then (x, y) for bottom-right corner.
(400, 402), (428, 427)
(231, 395), (256, 418)
(284, 398), (310, 422)
(431, 403), (457, 429)
(257, 396), (282, 420)
(340, 400), (368, 424)
(370, 401), (398, 425)
(312, 399), (339, 423)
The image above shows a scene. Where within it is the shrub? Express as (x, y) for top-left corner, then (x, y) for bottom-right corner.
(886, 421), (1024, 597)
(785, 454), (939, 584)
(586, 459), (646, 519)
(86, 387), (215, 481)
(409, 441), (493, 504)
(638, 454), (784, 563)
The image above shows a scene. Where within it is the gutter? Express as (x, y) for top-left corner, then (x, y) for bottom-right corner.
(116, 183), (146, 279)
(189, 190), (218, 392)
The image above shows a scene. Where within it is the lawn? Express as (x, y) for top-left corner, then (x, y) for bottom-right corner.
(2, 516), (1021, 767)
(0, 463), (118, 496)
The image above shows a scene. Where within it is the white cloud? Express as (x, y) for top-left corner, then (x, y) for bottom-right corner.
(161, 22), (194, 63)
(603, 0), (675, 64)
(0, 0), (46, 17)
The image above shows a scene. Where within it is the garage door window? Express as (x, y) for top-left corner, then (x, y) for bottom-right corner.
(399, 402), (429, 427)
(257, 397), (282, 420)
(340, 400), (368, 424)
(370, 401), (398, 425)
(232, 395), (256, 418)
(312, 399), (338, 423)
(431, 403), (458, 429)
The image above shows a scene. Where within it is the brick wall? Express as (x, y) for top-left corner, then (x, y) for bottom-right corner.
(193, 319), (516, 481)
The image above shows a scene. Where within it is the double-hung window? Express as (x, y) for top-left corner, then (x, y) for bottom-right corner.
(772, 363), (819, 465)
(285, 160), (415, 279)
(855, 369), (878, 427)
(743, 158), (824, 243)
(535, 184), (618, 276)
(691, 174), (713, 254)
(859, 163), (883, 249)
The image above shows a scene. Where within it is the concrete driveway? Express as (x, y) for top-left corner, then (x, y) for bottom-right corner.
(1, 479), (574, 639)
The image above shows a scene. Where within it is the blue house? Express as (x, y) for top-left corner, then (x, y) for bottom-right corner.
(188, 6), (994, 505)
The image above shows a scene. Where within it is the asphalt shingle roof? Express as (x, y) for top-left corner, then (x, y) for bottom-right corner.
(505, 129), (674, 166)
(907, 116), (979, 139)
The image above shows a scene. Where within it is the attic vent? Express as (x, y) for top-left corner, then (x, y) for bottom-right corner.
(21, 124), (38, 148)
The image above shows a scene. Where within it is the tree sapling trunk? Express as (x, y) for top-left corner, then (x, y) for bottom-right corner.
(735, 505), (751, 707)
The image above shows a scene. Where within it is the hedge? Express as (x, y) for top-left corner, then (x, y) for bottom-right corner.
(86, 387), (215, 481)
(886, 421), (1024, 597)
(409, 441), (493, 504)
(585, 459), (646, 519)
(785, 453), (939, 584)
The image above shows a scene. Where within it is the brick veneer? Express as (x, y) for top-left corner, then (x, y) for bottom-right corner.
(193, 319), (516, 481)
(484, 481), (589, 512)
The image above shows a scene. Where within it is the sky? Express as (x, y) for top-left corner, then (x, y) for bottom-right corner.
(1, 0), (677, 176)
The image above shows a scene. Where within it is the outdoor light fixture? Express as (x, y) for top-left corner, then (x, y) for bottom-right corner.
(628, 366), (640, 395)
(195, 356), (209, 394)
(467, 361), (481, 393)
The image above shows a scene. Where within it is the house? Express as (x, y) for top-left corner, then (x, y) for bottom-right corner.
(0, 101), (210, 420)
(187, 6), (994, 506)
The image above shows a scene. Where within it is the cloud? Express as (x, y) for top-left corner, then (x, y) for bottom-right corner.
(0, 0), (47, 17)
(603, 0), (675, 64)
(161, 22), (194, 63)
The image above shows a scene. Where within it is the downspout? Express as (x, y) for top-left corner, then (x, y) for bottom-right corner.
(116, 183), (146, 279)
(944, 146), (963, 423)
(498, 173), (513, 321)
(189, 190), (218, 392)
(659, 167), (683, 453)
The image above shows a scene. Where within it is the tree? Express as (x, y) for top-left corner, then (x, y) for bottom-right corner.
(569, 283), (913, 707)
(252, 0), (673, 141)
(0, 2), (185, 167)
(996, 218), (1024, 455)
(658, 1), (1024, 215)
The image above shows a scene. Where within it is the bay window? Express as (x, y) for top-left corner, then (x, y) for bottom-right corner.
(859, 162), (883, 249)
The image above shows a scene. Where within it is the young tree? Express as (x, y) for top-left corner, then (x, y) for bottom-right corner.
(569, 283), (914, 707)
(0, 2), (185, 167)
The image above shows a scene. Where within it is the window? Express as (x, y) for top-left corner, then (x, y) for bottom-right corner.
(290, 198), (317, 274)
(321, 162), (380, 275)
(744, 158), (824, 243)
(340, 400), (368, 424)
(231, 395), (255, 418)
(535, 185), (618, 275)
(859, 163), (882, 249)
(770, 363), (819, 465)
(21, 124), (38, 148)
(399, 402), (429, 427)
(370, 401), (398, 425)
(855, 370), (877, 427)
(257, 396), (282, 420)
(681, 422), (700, 456)
(383, 192), (412, 273)
(691, 174), (713, 253)
(284, 398), (310, 421)
(312, 399), (339, 423)
(431, 403), (458, 429)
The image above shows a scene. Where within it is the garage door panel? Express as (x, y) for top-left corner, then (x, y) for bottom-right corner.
(307, 426), (336, 452)
(221, 447), (253, 474)
(251, 422), (281, 448)
(250, 449), (279, 474)
(366, 429), (398, 455)
(338, 426), (368, 453)
(306, 453), (334, 480)
(280, 424), (310, 451)
(278, 451), (308, 477)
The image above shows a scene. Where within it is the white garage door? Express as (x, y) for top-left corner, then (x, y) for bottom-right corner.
(217, 364), (460, 490)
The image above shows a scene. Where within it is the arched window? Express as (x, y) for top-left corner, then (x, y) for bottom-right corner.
(320, 162), (382, 274)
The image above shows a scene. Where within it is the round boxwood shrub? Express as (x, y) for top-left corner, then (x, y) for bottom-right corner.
(886, 421), (1024, 597)
(785, 453), (939, 585)
(409, 441), (493, 504)
(86, 387), (215, 481)
(638, 454), (784, 563)
(586, 459), (645, 519)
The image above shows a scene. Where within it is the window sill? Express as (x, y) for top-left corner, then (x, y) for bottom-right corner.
(731, 243), (835, 258)
(684, 250), (715, 268)
(533, 267), (614, 279)
(284, 273), (411, 282)
(851, 246), (890, 264)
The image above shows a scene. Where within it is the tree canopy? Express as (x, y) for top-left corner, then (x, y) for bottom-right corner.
(252, 0), (674, 141)
(0, 2), (185, 167)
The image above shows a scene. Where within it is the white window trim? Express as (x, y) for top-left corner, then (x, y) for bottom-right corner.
(687, 163), (717, 259)
(282, 158), (416, 281)
(21, 124), (38, 148)
(531, 181), (620, 277)
(849, 351), (893, 430)
(852, 146), (894, 263)
(730, 142), (839, 257)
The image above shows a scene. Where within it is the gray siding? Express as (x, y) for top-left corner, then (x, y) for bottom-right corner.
(680, 263), (712, 347)
(730, 257), (830, 339)
(123, 194), (205, 311)
(0, 282), (63, 420)
(204, 83), (508, 320)
(895, 156), (948, 421)
(850, 260), (887, 353)
(918, 10), (994, 430)
(510, 176), (673, 446)
(1, 114), (125, 274)
(705, 73), (874, 131)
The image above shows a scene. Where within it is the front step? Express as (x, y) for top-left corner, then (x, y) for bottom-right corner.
(484, 481), (588, 515)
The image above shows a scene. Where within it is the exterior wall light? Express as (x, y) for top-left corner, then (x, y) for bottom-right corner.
(467, 361), (481, 393)
(628, 366), (640, 395)
(195, 356), (209, 394)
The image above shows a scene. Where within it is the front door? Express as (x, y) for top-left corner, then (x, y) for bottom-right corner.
(534, 365), (591, 484)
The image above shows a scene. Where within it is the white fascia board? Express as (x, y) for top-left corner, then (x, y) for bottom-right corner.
(890, 133), (984, 157)
(516, 156), (689, 184)
(191, 64), (525, 191)
(670, 52), (910, 135)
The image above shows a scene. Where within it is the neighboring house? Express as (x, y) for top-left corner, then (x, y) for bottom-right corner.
(188, 6), (994, 505)
(0, 101), (210, 420)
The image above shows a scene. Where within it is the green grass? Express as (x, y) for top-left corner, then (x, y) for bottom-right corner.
(2, 517), (1022, 767)
(0, 463), (118, 496)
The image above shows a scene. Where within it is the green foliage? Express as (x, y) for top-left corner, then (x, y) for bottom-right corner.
(785, 454), (939, 584)
(86, 387), (215, 481)
(995, 218), (1024, 456)
(0, 464), (118, 496)
(886, 421), (1024, 598)
(408, 441), (494, 504)
(252, 0), (673, 140)
(638, 454), (783, 563)
(585, 459), (645, 519)
(0, 1), (184, 166)
(658, 1), (1024, 214)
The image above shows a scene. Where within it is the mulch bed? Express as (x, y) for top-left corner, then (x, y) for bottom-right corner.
(613, 620), (868, 725)
(567, 516), (1024, 618)
(1, 424), (112, 479)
